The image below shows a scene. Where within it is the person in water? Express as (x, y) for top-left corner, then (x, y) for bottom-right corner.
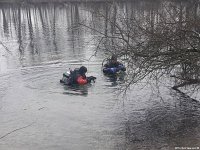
(103, 55), (126, 74)
(67, 66), (96, 85)
(104, 55), (122, 68)
(68, 66), (88, 85)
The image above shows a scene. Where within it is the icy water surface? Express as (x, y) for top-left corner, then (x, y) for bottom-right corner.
(0, 1), (200, 150)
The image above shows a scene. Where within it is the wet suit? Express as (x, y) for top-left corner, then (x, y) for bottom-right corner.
(67, 68), (96, 85)
(68, 69), (87, 85)
(103, 60), (126, 74)
(104, 61), (122, 68)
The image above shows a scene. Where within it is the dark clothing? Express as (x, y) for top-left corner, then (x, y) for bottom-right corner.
(61, 66), (96, 85)
(103, 60), (126, 74)
(68, 69), (87, 85)
(104, 61), (122, 68)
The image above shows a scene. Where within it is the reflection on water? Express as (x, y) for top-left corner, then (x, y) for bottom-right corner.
(104, 72), (126, 88)
(0, 1), (200, 150)
(122, 87), (200, 149)
(0, 2), (95, 70)
(62, 84), (89, 96)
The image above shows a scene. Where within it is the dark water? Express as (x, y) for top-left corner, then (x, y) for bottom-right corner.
(0, 1), (200, 150)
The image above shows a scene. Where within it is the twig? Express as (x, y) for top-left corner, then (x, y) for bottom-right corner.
(0, 122), (35, 140)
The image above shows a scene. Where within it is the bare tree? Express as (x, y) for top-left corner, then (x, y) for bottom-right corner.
(79, 0), (200, 93)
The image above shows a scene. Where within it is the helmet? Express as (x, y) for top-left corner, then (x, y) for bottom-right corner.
(111, 55), (117, 61)
(79, 66), (87, 75)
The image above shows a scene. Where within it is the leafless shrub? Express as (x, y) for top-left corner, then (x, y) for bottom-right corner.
(79, 1), (200, 93)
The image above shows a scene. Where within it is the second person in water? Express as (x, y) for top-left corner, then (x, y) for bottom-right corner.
(103, 55), (126, 74)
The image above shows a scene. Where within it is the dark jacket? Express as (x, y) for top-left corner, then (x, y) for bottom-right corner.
(104, 61), (122, 68)
(69, 69), (87, 85)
